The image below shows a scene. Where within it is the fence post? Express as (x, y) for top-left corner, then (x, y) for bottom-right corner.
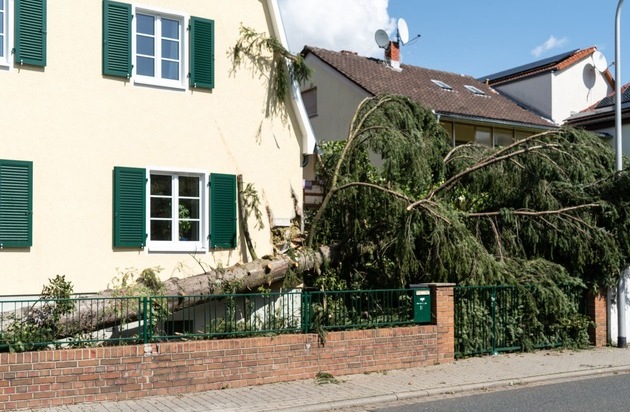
(142, 297), (149, 344)
(301, 291), (310, 333)
(429, 283), (456, 364)
(491, 287), (497, 355)
(586, 289), (608, 347)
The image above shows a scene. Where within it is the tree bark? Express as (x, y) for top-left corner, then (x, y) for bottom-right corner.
(44, 246), (331, 336)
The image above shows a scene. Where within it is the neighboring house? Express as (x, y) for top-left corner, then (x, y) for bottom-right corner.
(300, 46), (554, 184)
(565, 83), (630, 153)
(0, 0), (314, 296)
(481, 47), (614, 125)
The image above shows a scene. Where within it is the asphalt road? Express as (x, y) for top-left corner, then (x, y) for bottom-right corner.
(345, 372), (630, 412)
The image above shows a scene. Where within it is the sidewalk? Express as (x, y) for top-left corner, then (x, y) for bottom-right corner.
(37, 347), (630, 412)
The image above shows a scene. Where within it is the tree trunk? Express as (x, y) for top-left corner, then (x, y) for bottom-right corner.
(49, 246), (331, 336)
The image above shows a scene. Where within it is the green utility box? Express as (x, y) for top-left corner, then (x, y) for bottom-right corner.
(412, 288), (432, 323)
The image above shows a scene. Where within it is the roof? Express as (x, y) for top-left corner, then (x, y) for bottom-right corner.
(302, 46), (553, 129)
(481, 47), (614, 87)
(565, 82), (630, 126)
(592, 83), (630, 109)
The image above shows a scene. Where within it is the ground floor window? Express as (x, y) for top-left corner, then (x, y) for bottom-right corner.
(149, 172), (203, 248)
(113, 166), (237, 252)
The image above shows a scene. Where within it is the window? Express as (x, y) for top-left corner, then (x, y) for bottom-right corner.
(464, 85), (485, 96)
(431, 79), (452, 91)
(0, 159), (33, 248)
(454, 124), (474, 145)
(113, 167), (236, 251)
(135, 11), (184, 87)
(149, 172), (204, 250)
(0, 0), (6, 65)
(494, 128), (514, 147)
(475, 126), (492, 146)
(102, 0), (214, 90)
(302, 88), (318, 118)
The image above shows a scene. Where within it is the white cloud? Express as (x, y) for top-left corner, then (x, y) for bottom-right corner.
(277, 0), (395, 58)
(531, 35), (568, 57)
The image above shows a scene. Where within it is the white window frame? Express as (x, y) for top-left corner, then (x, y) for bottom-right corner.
(132, 5), (188, 90)
(146, 168), (207, 253)
(464, 85), (485, 96)
(431, 79), (452, 91)
(0, 0), (12, 68)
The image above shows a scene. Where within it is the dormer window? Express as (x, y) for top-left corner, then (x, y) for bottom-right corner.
(465, 85), (486, 96)
(431, 79), (452, 91)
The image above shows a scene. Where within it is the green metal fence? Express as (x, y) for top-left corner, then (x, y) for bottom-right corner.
(305, 289), (416, 331)
(454, 285), (588, 357)
(0, 289), (421, 352)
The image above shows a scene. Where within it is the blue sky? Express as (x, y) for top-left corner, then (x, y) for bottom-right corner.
(278, 0), (630, 84)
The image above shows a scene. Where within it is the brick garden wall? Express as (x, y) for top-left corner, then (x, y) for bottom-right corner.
(0, 284), (455, 411)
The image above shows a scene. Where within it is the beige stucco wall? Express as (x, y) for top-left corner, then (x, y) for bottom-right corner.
(0, 0), (304, 295)
(302, 54), (371, 143)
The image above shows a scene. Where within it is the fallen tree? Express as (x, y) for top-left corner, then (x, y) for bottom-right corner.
(0, 246), (331, 348)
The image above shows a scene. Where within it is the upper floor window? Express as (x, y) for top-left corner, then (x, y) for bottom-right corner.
(103, 0), (214, 90)
(0, 0), (9, 63)
(0, 0), (6, 65)
(302, 87), (317, 118)
(135, 10), (184, 88)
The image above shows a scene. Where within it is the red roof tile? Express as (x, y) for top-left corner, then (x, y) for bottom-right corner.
(302, 46), (553, 129)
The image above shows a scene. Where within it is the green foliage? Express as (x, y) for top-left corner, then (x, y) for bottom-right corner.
(308, 94), (630, 348)
(110, 267), (165, 296)
(310, 95), (629, 292)
(1, 275), (74, 352)
(455, 284), (592, 356)
(315, 371), (341, 384)
(109, 267), (169, 334)
(230, 25), (311, 110)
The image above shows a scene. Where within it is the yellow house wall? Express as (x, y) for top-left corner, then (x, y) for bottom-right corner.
(0, 0), (303, 295)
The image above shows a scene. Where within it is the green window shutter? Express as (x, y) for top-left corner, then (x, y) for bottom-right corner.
(210, 173), (236, 249)
(113, 167), (146, 248)
(14, 0), (47, 66)
(102, 0), (131, 78)
(0, 160), (33, 248)
(189, 16), (214, 89)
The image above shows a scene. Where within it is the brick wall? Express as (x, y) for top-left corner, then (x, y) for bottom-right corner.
(0, 284), (456, 411)
(586, 290), (607, 347)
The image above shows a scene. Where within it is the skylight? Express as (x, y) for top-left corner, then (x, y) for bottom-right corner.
(431, 79), (452, 91)
(464, 85), (486, 96)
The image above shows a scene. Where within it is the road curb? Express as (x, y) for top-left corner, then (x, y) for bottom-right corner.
(276, 365), (630, 411)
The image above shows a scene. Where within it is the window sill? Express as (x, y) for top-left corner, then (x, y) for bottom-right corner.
(134, 76), (186, 91)
(148, 242), (206, 253)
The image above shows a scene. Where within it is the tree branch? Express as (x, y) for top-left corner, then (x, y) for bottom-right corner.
(465, 203), (600, 218)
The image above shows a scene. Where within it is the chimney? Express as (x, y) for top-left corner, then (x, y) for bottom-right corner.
(385, 41), (401, 71)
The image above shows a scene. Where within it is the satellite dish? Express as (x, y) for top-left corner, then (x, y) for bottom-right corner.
(592, 51), (608, 73)
(375, 29), (389, 48)
(397, 18), (410, 44)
